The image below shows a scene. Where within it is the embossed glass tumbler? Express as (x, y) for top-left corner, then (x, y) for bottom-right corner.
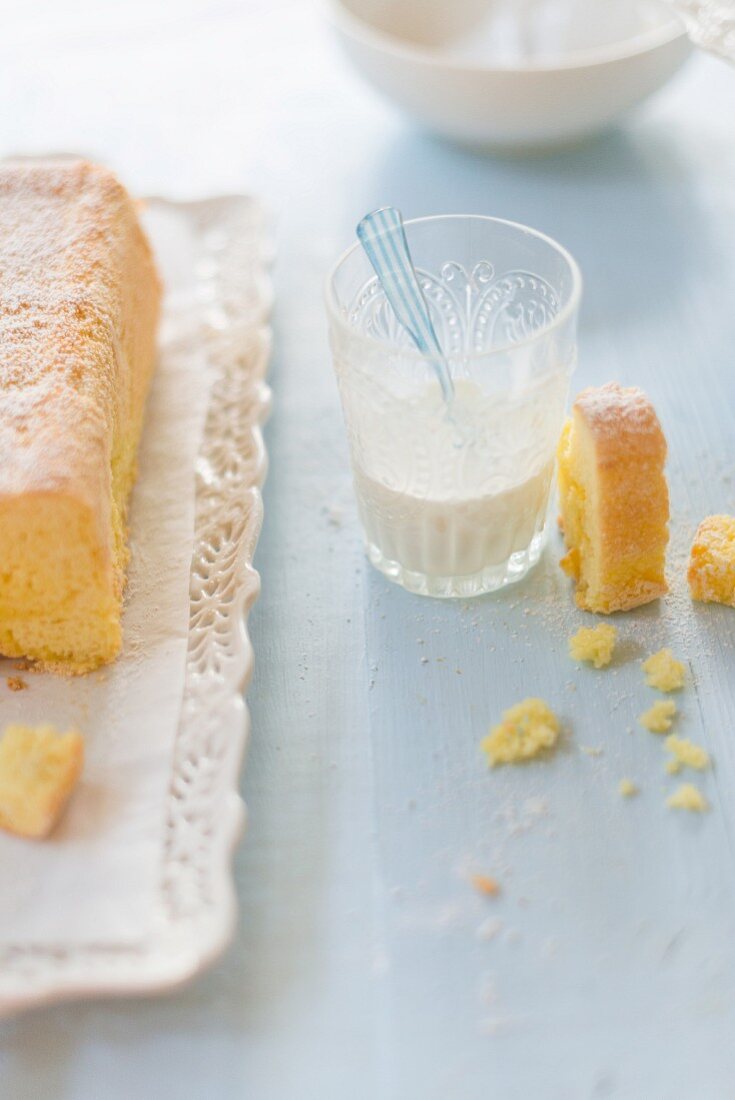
(326, 215), (582, 598)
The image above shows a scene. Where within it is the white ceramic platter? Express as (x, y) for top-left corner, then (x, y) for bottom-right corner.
(0, 195), (272, 1016)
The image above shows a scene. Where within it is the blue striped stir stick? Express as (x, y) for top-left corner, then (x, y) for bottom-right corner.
(356, 206), (455, 406)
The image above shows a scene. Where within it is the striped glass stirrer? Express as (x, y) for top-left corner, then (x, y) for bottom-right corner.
(356, 206), (456, 407)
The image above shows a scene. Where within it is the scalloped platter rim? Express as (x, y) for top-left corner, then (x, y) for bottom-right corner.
(0, 193), (272, 1016)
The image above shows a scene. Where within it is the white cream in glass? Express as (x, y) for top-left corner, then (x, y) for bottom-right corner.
(326, 215), (581, 598)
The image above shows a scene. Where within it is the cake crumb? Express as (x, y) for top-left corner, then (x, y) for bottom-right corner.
(619, 778), (638, 797)
(6, 677), (27, 692)
(688, 514), (735, 606)
(665, 734), (709, 774)
(639, 699), (676, 733)
(568, 623), (617, 668)
(471, 874), (500, 897)
(666, 783), (708, 813)
(0, 724), (84, 838)
(481, 698), (561, 767)
(581, 745), (604, 757)
(642, 649), (685, 692)
(13, 660), (33, 673)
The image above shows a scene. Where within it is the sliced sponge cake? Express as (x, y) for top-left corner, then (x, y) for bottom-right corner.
(0, 159), (161, 672)
(557, 382), (669, 613)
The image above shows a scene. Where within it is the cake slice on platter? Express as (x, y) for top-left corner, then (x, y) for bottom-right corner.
(557, 382), (669, 614)
(0, 159), (161, 672)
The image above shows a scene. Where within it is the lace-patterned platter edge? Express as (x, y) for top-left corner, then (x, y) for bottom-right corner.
(0, 195), (273, 1016)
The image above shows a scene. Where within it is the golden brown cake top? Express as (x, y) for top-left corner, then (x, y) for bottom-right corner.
(573, 382), (667, 462)
(0, 158), (161, 509)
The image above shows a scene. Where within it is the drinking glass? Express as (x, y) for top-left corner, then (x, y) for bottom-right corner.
(326, 215), (582, 598)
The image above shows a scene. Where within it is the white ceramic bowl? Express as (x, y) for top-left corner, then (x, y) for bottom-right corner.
(329, 0), (691, 150)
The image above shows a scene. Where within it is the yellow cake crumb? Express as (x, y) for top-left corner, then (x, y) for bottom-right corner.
(664, 734), (709, 774)
(0, 724), (84, 838)
(619, 778), (638, 797)
(481, 698), (560, 767)
(560, 547), (580, 579)
(639, 699), (677, 733)
(666, 783), (708, 813)
(688, 515), (735, 607)
(642, 648), (685, 692)
(568, 623), (617, 668)
(6, 677), (27, 692)
(471, 874), (500, 897)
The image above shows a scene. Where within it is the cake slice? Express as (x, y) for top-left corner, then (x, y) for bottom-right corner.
(0, 159), (161, 672)
(557, 383), (669, 613)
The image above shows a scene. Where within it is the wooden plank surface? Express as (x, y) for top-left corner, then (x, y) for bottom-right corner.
(0, 2), (734, 1097)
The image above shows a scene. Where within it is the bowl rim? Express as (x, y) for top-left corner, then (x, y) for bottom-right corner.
(327, 0), (688, 74)
(324, 213), (583, 363)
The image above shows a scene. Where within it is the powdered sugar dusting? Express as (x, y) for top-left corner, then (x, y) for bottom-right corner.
(574, 381), (667, 459)
(0, 159), (161, 510)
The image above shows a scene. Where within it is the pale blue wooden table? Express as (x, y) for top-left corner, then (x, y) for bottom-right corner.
(1, 3), (734, 1098)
